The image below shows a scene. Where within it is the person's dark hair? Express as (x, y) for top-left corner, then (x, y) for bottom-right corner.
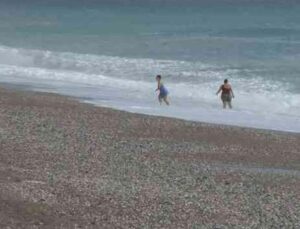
(224, 79), (228, 84)
(156, 75), (162, 79)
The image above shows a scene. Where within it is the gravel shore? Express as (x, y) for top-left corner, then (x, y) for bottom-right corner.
(0, 86), (299, 228)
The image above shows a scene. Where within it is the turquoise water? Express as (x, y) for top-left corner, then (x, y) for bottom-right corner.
(0, 0), (299, 132)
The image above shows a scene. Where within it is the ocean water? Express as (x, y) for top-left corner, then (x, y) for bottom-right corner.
(0, 0), (299, 132)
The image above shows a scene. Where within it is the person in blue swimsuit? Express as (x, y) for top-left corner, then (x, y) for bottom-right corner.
(155, 75), (170, 105)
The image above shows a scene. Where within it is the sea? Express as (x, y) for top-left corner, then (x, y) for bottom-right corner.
(0, 0), (299, 132)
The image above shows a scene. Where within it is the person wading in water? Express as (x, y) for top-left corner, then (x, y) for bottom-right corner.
(216, 79), (235, 109)
(155, 75), (170, 106)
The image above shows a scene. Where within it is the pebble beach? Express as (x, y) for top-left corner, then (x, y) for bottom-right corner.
(0, 86), (300, 228)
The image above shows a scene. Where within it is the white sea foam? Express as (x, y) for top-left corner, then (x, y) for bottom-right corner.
(0, 45), (299, 132)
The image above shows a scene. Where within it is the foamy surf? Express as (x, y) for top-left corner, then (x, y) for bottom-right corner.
(0, 45), (299, 133)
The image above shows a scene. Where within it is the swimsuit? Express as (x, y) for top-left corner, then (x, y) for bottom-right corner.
(221, 85), (232, 102)
(159, 83), (168, 98)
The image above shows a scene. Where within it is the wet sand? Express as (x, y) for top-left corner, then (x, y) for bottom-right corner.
(0, 86), (299, 228)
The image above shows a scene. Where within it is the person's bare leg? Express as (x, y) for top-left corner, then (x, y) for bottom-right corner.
(228, 101), (232, 109)
(158, 96), (162, 105)
(222, 101), (226, 109)
(163, 97), (170, 106)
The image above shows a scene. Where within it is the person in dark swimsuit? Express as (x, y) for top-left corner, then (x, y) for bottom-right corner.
(216, 79), (235, 109)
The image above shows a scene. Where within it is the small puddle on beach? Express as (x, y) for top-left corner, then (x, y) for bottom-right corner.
(193, 163), (300, 177)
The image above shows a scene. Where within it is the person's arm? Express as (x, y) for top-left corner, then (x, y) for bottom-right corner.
(156, 82), (161, 91)
(216, 86), (222, 95)
(230, 88), (235, 98)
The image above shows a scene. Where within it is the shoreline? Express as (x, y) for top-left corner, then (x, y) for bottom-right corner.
(2, 82), (299, 135)
(0, 85), (299, 227)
